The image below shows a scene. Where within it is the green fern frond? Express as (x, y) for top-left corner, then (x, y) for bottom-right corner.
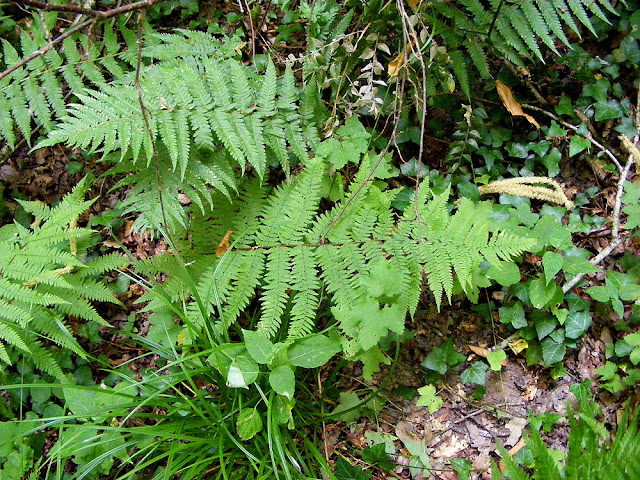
(160, 148), (533, 353)
(0, 178), (126, 378)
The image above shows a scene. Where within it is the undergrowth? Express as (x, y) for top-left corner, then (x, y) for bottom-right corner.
(0, 0), (639, 478)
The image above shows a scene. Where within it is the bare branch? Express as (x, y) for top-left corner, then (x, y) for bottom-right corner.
(0, 0), (164, 82)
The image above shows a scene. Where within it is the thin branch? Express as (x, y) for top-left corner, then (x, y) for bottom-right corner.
(13, 0), (163, 18)
(0, 0), (163, 82)
(523, 103), (624, 172)
(562, 152), (635, 293)
(13, 0), (102, 16)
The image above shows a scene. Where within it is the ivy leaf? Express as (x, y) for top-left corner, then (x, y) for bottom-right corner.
(236, 408), (263, 441)
(487, 350), (506, 371)
(569, 136), (591, 157)
(564, 311), (592, 339)
(593, 100), (624, 121)
(421, 338), (465, 374)
(361, 443), (395, 471)
(499, 302), (527, 329)
(416, 384), (443, 413)
(460, 361), (489, 386)
(487, 261), (521, 286)
(334, 457), (372, 480)
(541, 338), (565, 365)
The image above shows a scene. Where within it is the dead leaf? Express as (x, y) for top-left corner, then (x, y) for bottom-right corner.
(509, 338), (528, 355)
(388, 40), (415, 77)
(499, 436), (526, 472)
(408, 0), (421, 6)
(216, 230), (234, 257)
(495, 80), (540, 129)
(505, 417), (527, 447)
(468, 345), (489, 357)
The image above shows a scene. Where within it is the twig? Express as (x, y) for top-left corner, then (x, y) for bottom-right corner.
(523, 104), (623, 172)
(0, 0), (163, 82)
(562, 151), (635, 293)
(14, 0), (102, 16)
(13, 0), (162, 18)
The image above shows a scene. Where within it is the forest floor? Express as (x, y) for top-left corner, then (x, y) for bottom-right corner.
(2, 1), (639, 478)
(1, 119), (637, 480)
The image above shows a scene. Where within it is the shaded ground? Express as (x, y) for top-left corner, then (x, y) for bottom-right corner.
(2, 146), (637, 479)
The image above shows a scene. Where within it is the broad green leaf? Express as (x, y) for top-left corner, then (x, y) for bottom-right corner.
(243, 329), (275, 364)
(569, 135), (590, 157)
(487, 350), (506, 371)
(269, 365), (295, 399)
(499, 302), (527, 329)
(236, 408), (263, 441)
(288, 334), (341, 368)
(564, 311), (592, 339)
(541, 338), (565, 365)
(416, 384), (443, 413)
(487, 261), (521, 286)
(542, 251), (564, 284)
(460, 361), (489, 386)
(529, 276), (559, 308)
(333, 391), (362, 423)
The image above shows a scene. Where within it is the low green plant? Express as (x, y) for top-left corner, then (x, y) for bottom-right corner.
(0, 176), (127, 378)
(448, 381), (640, 480)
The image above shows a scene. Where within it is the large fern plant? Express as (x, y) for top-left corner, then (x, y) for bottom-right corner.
(135, 151), (535, 356)
(0, 178), (128, 379)
(34, 30), (317, 233)
(416, 0), (618, 98)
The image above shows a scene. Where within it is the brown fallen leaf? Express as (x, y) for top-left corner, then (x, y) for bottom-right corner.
(498, 436), (526, 473)
(388, 40), (415, 77)
(216, 230), (234, 256)
(468, 345), (489, 357)
(408, 0), (421, 6)
(496, 80), (540, 129)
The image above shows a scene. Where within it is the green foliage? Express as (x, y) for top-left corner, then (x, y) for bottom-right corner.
(149, 144), (534, 358)
(492, 389), (640, 479)
(0, 177), (127, 378)
(419, 0), (617, 86)
(35, 29), (317, 233)
(0, 14), (137, 148)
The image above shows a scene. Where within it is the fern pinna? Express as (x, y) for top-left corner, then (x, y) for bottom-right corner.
(0, 178), (128, 379)
(140, 151), (535, 357)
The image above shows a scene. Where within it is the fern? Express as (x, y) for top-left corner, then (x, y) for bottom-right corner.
(0, 15), (137, 149)
(142, 152), (535, 356)
(421, 0), (617, 93)
(0, 177), (128, 379)
(35, 31), (315, 234)
(494, 397), (640, 480)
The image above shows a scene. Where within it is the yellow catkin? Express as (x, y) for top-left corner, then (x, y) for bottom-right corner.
(478, 176), (574, 209)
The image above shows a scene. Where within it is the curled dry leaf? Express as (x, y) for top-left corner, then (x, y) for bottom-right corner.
(468, 345), (490, 357)
(495, 80), (540, 129)
(216, 230), (234, 257)
(388, 40), (415, 77)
